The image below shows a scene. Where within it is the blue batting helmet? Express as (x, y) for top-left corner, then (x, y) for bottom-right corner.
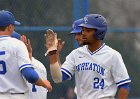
(11, 31), (21, 40)
(79, 14), (107, 40)
(70, 18), (83, 34)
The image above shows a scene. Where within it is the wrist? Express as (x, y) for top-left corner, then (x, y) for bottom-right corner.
(49, 50), (57, 55)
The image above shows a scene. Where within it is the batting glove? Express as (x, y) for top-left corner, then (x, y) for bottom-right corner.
(45, 29), (58, 56)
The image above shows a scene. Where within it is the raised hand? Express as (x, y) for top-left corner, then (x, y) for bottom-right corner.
(44, 29), (58, 56)
(20, 35), (32, 59)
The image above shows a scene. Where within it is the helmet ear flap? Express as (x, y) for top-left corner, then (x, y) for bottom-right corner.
(94, 30), (105, 40)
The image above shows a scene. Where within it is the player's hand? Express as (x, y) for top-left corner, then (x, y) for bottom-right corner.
(45, 29), (58, 56)
(20, 35), (32, 59)
(43, 80), (52, 92)
(57, 38), (65, 54)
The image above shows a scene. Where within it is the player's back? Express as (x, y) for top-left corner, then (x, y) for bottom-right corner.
(0, 36), (29, 94)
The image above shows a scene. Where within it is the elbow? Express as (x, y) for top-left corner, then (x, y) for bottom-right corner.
(52, 77), (62, 83)
(21, 67), (39, 84)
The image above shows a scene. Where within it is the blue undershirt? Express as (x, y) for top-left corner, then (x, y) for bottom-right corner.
(21, 67), (39, 83)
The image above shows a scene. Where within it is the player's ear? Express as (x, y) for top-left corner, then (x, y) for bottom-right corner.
(7, 24), (14, 32)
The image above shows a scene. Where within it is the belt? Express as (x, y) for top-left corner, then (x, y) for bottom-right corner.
(0, 93), (24, 95)
(10, 93), (24, 95)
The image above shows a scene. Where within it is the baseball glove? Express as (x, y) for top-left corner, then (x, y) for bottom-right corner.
(44, 29), (58, 56)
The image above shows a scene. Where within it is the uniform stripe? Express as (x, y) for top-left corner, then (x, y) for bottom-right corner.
(87, 43), (105, 55)
(116, 78), (131, 86)
(19, 64), (33, 71)
(0, 36), (10, 38)
(61, 68), (72, 78)
(0, 51), (5, 55)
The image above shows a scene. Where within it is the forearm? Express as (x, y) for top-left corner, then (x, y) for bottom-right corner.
(29, 53), (32, 60)
(34, 78), (47, 87)
(118, 88), (129, 99)
(49, 50), (58, 64)
(49, 51), (62, 83)
(57, 52), (61, 65)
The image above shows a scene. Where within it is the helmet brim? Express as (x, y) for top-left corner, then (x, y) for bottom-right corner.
(78, 23), (96, 29)
(14, 21), (21, 25)
(70, 28), (82, 34)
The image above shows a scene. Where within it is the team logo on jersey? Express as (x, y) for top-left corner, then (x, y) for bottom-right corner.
(83, 16), (88, 24)
(76, 62), (105, 76)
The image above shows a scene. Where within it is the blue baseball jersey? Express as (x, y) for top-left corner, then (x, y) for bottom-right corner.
(61, 43), (131, 99)
(0, 36), (33, 94)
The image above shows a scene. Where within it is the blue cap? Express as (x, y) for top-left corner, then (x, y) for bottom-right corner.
(11, 31), (21, 40)
(70, 18), (83, 34)
(0, 10), (21, 26)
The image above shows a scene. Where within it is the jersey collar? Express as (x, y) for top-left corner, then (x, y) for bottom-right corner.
(0, 35), (10, 38)
(86, 43), (105, 55)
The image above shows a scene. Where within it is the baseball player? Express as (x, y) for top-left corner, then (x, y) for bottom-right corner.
(0, 10), (52, 99)
(11, 32), (48, 99)
(70, 18), (83, 95)
(45, 14), (131, 99)
(70, 18), (83, 46)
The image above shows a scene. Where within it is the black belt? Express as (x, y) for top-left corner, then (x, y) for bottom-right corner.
(10, 93), (24, 95)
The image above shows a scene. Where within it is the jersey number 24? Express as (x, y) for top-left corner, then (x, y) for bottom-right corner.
(93, 77), (104, 89)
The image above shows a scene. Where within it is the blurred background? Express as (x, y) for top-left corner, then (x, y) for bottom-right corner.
(0, 0), (140, 99)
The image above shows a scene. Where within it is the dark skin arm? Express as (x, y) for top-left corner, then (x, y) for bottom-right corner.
(118, 88), (129, 99)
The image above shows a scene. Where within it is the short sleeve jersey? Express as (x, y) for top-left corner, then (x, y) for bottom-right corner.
(61, 43), (131, 99)
(0, 36), (33, 93)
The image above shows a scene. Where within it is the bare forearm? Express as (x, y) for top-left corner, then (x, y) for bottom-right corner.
(118, 88), (129, 99)
(34, 78), (46, 87)
(49, 51), (58, 64)
(35, 78), (52, 92)
(57, 53), (61, 65)
(49, 51), (62, 83)
(29, 53), (32, 60)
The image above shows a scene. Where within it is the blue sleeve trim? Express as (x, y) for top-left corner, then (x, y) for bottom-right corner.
(61, 68), (73, 78)
(62, 71), (70, 81)
(0, 51), (5, 55)
(118, 83), (130, 91)
(32, 84), (37, 92)
(19, 64), (33, 71)
(116, 78), (131, 86)
(21, 67), (39, 84)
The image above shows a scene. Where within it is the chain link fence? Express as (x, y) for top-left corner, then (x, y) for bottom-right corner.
(0, 0), (140, 98)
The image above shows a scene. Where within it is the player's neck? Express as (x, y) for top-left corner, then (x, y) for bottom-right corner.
(0, 31), (11, 36)
(88, 41), (102, 52)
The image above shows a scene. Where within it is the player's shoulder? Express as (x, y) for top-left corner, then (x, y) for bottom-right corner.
(31, 57), (46, 71)
(69, 45), (86, 55)
(8, 37), (25, 46)
(104, 45), (122, 56)
(2, 37), (25, 50)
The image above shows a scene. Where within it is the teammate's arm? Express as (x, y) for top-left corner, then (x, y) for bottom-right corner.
(57, 38), (65, 65)
(118, 83), (130, 99)
(45, 29), (69, 83)
(17, 40), (52, 92)
(20, 35), (32, 60)
(111, 52), (131, 99)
